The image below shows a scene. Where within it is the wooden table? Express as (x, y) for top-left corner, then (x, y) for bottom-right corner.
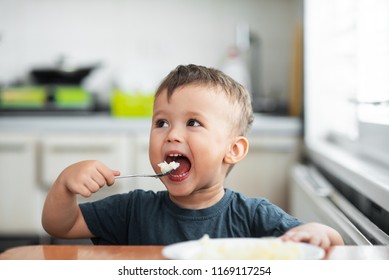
(0, 245), (388, 260)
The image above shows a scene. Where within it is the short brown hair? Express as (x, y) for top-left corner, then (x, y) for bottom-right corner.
(155, 64), (254, 136)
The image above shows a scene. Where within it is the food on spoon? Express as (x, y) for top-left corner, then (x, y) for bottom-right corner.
(158, 161), (180, 174)
(192, 234), (302, 260)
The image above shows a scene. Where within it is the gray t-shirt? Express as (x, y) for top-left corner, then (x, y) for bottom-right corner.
(79, 188), (303, 245)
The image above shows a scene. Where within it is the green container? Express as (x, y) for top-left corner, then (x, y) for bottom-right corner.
(111, 90), (154, 117)
(0, 87), (46, 108)
(54, 87), (92, 109)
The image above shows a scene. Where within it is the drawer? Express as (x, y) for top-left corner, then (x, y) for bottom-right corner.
(40, 133), (133, 201)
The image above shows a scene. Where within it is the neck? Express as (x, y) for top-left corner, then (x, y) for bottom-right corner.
(169, 187), (225, 210)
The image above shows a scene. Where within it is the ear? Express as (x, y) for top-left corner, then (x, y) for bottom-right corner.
(224, 136), (249, 164)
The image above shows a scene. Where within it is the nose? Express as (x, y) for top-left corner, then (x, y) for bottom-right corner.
(166, 125), (183, 143)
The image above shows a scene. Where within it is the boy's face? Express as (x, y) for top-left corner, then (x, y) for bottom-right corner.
(149, 84), (236, 197)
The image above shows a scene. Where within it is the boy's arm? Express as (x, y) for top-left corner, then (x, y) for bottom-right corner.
(41, 179), (92, 239)
(280, 222), (344, 250)
(41, 160), (119, 239)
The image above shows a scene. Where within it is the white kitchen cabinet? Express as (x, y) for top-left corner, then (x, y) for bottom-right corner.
(225, 134), (301, 211)
(0, 131), (135, 237)
(40, 133), (133, 202)
(0, 134), (45, 235)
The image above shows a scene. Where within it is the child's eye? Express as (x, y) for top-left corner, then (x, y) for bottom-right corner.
(155, 119), (169, 128)
(187, 119), (201, 127)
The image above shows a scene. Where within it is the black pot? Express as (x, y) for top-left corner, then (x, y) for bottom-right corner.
(30, 65), (98, 85)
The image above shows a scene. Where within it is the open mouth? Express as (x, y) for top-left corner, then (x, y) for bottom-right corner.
(165, 153), (191, 179)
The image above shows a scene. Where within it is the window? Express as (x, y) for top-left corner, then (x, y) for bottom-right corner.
(305, 0), (389, 167)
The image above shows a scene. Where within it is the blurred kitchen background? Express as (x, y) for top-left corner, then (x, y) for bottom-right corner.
(0, 0), (302, 115)
(1, 0), (388, 252)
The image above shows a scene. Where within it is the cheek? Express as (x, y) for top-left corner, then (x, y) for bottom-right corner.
(193, 134), (228, 160)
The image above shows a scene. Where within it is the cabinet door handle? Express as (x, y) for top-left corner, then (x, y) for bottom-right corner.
(350, 98), (389, 106)
(0, 143), (28, 152)
(249, 144), (297, 153)
(47, 145), (112, 153)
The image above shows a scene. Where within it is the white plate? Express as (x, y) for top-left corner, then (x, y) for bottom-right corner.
(162, 237), (325, 260)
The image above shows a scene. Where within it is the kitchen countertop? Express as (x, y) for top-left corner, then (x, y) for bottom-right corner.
(0, 113), (302, 136)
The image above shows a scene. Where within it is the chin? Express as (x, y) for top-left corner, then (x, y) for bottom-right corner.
(165, 184), (193, 197)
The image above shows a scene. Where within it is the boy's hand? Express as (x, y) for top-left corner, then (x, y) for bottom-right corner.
(57, 160), (120, 198)
(280, 223), (344, 250)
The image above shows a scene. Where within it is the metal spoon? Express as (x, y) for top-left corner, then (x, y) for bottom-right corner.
(114, 169), (174, 179)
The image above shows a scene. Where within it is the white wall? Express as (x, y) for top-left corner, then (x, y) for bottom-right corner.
(0, 0), (301, 103)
